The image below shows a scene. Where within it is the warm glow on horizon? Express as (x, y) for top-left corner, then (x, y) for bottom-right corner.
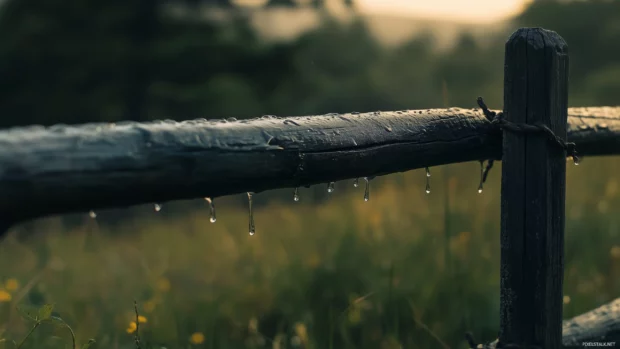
(237, 0), (534, 23)
(356, 0), (532, 23)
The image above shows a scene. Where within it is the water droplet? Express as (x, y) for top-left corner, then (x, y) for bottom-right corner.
(364, 177), (370, 202)
(425, 167), (431, 194)
(154, 203), (162, 212)
(425, 167), (431, 177)
(574, 156), (580, 165)
(247, 192), (255, 236)
(293, 187), (300, 202)
(353, 178), (359, 188)
(477, 161), (484, 194)
(88, 210), (97, 219)
(205, 197), (216, 223)
(327, 182), (335, 193)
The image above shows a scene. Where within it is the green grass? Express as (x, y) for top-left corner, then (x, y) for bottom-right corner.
(1, 158), (620, 349)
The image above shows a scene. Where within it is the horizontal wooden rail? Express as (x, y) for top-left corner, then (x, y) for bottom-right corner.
(478, 297), (620, 347)
(0, 106), (619, 231)
(562, 297), (620, 346)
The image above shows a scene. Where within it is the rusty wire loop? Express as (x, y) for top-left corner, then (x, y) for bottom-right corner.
(476, 97), (580, 185)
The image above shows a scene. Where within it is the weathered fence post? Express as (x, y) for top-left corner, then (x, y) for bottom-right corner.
(500, 28), (568, 348)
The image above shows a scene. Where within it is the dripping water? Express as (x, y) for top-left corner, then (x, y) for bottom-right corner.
(88, 210), (97, 219)
(247, 192), (255, 236)
(327, 182), (335, 193)
(364, 177), (370, 202)
(154, 203), (162, 212)
(293, 187), (300, 202)
(353, 178), (359, 188)
(205, 197), (216, 223)
(425, 167), (431, 194)
(477, 161), (484, 194)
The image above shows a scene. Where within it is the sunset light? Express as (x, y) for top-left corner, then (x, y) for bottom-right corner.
(357, 0), (532, 22)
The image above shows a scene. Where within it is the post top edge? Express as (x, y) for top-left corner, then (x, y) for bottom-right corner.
(507, 27), (568, 51)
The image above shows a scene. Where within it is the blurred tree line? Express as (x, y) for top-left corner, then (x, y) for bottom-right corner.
(198, 0), (355, 8)
(0, 0), (618, 128)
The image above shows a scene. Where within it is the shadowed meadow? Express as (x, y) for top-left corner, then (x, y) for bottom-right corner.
(1, 0), (620, 348)
(2, 159), (620, 348)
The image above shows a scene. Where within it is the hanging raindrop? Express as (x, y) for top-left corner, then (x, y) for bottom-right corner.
(364, 177), (370, 202)
(353, 178), (359, 188)
(425, 167), (431, 194)
(573, 155), (580, 166)
(247, 192), (255, 236)
(477, 161), (484, 194)
(327, 182), (335, 193)
(205, 197), (216, 223)
(293, 187), (300, 202)
(154, 203), (162, 212)
(88, 210), (97, 219)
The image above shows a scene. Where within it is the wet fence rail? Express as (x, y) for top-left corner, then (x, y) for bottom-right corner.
(0, 105), (618, 229)
(1, 27), (620, 348)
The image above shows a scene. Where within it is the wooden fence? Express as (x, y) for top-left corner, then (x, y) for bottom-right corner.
(1, 27), (620, 348)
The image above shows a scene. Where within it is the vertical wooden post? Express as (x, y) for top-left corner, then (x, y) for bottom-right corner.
(500, 28), (568, 348)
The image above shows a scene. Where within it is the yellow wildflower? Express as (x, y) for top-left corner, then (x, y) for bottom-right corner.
(458, 231), (471, 245)
(4, 279), (19, 292)
(156, 277), (171, 292)
(305, 254), (321, 268)
(563, 295), (571, 304)
(143, 300), (156, 313)
(137, 315), (147, 323)
(126, 321), (137, 334)
(294, 323), (308, 343)
(0, 290), (11, 302)
(248, 317), (258, 333)
(189, 332), (205, 345)
(347, 308), (361, 324)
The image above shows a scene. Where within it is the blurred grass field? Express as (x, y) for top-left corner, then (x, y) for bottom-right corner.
(1, 157), (620, 349)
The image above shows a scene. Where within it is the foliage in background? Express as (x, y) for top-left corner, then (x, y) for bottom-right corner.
(0, 1), (619, 127)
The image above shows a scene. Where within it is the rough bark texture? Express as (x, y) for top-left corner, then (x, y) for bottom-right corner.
(500, 27), (568, 349)
(567, 106), (620, 156)
(0, 106), (618, 229)
(0, 108), (501, 227)
(472, 298), (620, 348)
(562, 297), (620, 346)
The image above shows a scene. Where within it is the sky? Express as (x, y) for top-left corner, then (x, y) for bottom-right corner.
(355, 0), (532, 23)
(238, 0), (533, 23)
(242, 0), (530, 45)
